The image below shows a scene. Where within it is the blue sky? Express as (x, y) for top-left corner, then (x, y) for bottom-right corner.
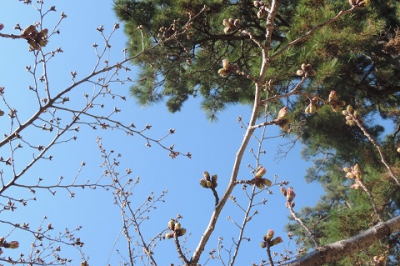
(1, 1), (325, 265)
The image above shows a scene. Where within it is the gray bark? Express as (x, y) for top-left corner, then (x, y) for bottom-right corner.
(283, 215), (400, 266)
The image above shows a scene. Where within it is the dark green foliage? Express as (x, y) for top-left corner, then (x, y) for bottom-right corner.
(114, 0), (400, 121)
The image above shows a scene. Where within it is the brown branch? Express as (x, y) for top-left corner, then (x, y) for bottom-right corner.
(287, 203), (319, 248)
(174, 234), (190, 265)
(358, 180), (383, 222)
(189, 1), (280, 264)
(229, 185), (257, 266)
(350, 114), (400, 186)
(266, 242), (275, 266)
(210, 187), (219, 206)
(283, 215), (400, 266)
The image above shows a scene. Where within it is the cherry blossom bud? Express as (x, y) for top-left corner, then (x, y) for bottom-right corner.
(346, 172), (355, 179)
(270, 237), (283, 246)
(168, 219), (175, 230)
(264, 229), (274, 241)
(165, 232), (174, 239)
(263, 178), (272, 187)
(353, 164), (362, 179)
(343, 167), (351, 172)
(174, 222), (181, 230)
(280, 187), (287, 196)
(255, 166), (267, 178)
(176, 228), (186, 237)
(8, 241), (19, 249)
(203, 171), (211, 181)
(200, 179), (207, 188)
(286, 187), (296, 202)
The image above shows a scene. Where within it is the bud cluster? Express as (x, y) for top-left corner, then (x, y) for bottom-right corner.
(305, 97), (320, 114)
(281, 187), (296, 208)
(328, 90), (346, 112)
(253, 166), (272, 189)
(373, 255), (386, 265)
(274, 107), (292, 132)
(296, 63), (316, 78)
(21, 25), (48, 51)
(164, 219), (187, 239)
(222, 18), (240, 34)
(254, 1), (270, 19)
(260, 229), (283, 249)
(0, 237), (19, 255)
(349, 0), (370, 7)
(342, 105), (361, 126)
(200, 171), (218, 189)
(343, 163), (362, 189)
(218, 59), (238, 78)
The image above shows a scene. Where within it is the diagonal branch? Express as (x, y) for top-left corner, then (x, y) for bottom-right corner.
(283, 214), (400, 266)
(189, 1), (281, 264)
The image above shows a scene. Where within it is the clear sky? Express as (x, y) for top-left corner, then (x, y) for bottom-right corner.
(1, 1), (324, 265)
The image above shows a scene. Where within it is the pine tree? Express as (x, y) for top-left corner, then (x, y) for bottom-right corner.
(114, 0), (400, 120)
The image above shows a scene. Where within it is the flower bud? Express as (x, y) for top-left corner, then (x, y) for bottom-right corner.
(353, 164), (362, 179)
(260, 241), (267, 248)
(8, 241), (19, 249)
(286, 187), (295, 202)
(256, 182), (265, 189)
(346, 172), (355, 179)
(309, 104), (316, 114)
(264, 229), (274, 241)
(346, 105), (354, 113)
(174, 222), (181, 230)
(218, 68), (229, 77)
(203, 171), (211, 181)
(223, 27), (232, 34)
(255, 166), (266, 178)
(176, 228), (186, 237)
(165, 232), (174, 239)
(305, 105), (311, 114)
(270, 237), (283, 246)
(263, 178), (272, 187)
(200, 179), (207, 188)
(222, 19), (232, 28)
(168, 219), (175, 230)
(211, 174), (218, 183)
(280, 187), (287, 196)
(222, 59), (230, 70)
